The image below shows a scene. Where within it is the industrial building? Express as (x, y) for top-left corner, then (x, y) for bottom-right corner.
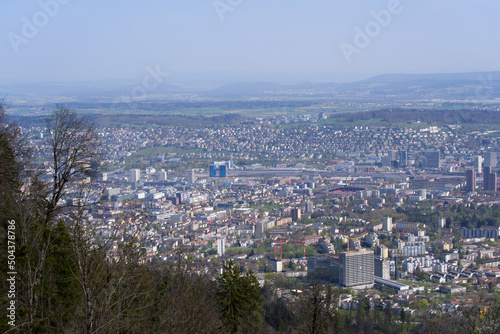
(373, 277), (410, 295)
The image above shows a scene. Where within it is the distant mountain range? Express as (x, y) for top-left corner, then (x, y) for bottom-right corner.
(202, 71), (500, 100)
(2, 71), (500, 103)
(361, 71), (500, 83)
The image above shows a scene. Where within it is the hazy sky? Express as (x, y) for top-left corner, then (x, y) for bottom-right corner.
(1, 0), (499, 83)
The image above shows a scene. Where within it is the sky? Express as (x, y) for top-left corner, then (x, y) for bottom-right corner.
(0, 0), (499, 83)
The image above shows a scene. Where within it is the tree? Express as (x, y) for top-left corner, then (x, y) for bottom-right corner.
(414, 301), (500, 334)
(414, 298), (429, 311)
(400, 308), (406, 333)
(0, 102), (24, 218)
(217, 259), (264, 333)
(293, 285), (344, 334)
(154, 258), (222, 334)
(0, 103), (75, 332)
(69, 218), (155, 334)
(1, 105), (107, 332)
(45, 105), (101, 224)
(264, 297), (298, 333)
(44, 106), (150, 334)
(384, 300), (394, 334)
(0, 102), (31, 332)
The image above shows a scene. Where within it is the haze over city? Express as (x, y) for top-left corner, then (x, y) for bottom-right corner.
(1, 0), (499, 84)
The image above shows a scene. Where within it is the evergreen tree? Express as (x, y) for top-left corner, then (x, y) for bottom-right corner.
(217, 259), (263, 333)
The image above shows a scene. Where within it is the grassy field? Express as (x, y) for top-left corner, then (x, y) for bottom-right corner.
(317, 117), (385, 125)
(397, 280), (430, 288)
(174, 107), (225, 115)
(132, 145), (203, 157)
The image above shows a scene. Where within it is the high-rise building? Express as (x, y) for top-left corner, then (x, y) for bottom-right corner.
(489, 173), (498, 192)
(437, 218), (446, 229)
(374, 256), (390, 279)
(474, 156), (484, 173)
(465, 169), (476, 192)
(348, 238), (361, 251)
(425, 151), (440, 169)
(217, 238), (225, 257)
(157, 170), (168, 181)
(383, 217), (393, 232)
(219, 165), (227, 177)
(381, 156), (392, 168)
(130, 169), (140, 182)
(483, 166), (497, 192)
(382, 150), (397, 168)
(213, 160), (234, 170)
(416, 189), (427, 199)
(187, 169), (196, 183)
(389, 150), (397, 161)
(394, 256), (399, 280)
(291, 208), (301, 221)
(483, 166), (490, 191)
(307, 255), (340, 283)
(209, 164), (217, 177)
(305, 201), (314, 213)
(209, 161), (232, 177)
(399, 150), (408, 168)
(376, 245), (389, 259)
(339, 249), (374, 289)
(268, 258), (283, 272)
(484, 152), (497, 168)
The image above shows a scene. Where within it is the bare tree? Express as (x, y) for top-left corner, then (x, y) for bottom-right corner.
(70, 221), (155, 334)
(45, 105), (101, 223)
(293, 285), (344, 334)
(1, 105), (102, 332)
(154, 257), (223, 334)
(42, 107), (154, 333)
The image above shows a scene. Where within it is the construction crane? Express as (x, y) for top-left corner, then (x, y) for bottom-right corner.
(271, 238), (287, 260)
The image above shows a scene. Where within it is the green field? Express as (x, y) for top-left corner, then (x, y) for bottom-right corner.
(397, 280), (430, 288)
(132, 145), (203, 157)
(317, 117), (385, 125)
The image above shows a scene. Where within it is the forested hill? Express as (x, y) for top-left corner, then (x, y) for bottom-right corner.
(334, 108), (500, 124)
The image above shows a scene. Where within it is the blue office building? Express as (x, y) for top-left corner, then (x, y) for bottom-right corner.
(209, 164), (217, 177)
(219, 165), (227, 177)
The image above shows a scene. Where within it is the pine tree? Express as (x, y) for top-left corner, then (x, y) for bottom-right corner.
(217, 259), (263, 333)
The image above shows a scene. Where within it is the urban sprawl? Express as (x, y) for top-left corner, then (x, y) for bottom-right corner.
(23, 114), (500, 316)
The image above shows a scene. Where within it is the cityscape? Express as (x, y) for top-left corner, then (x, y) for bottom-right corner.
(4, 106), (500, 332)
(2, 1), (500, 333)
